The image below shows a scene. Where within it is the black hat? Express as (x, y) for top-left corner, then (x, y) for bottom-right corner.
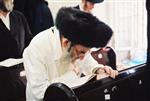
(56, 7), (112, 48)
(86, 0), (104, 3)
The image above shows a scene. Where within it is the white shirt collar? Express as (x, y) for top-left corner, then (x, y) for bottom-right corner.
(0, 12), (10, 30)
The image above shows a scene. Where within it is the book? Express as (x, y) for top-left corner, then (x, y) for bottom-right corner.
(0, 58), (23, 67)
(66, 74), (96, 88)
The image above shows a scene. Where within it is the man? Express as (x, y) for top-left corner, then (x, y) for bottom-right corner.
(75, 0), (117, 70)
(74, 0), (104, 13)
(0, 0), (32, 61)
(23, 7), (118, 101)
(0, 0), (32, 100)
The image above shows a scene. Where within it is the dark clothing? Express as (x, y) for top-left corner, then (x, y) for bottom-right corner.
(14, 0), (54, 36)
(91, 47), (116, 70)
(0, 64), (26, 101)
(33, 1), (54, 35)
(0, 10), (32, 61)
(13, 0), (26, 14)
(74, 5), (80, 9)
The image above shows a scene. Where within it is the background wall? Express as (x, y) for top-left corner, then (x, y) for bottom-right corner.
(47, 0), (79, 20)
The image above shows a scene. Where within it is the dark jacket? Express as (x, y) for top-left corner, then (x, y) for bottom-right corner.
(0, 10), (33, 61)
(33, 1), (54, 35)
(14, 0), (54, 36)
(74, 5), (80, 9)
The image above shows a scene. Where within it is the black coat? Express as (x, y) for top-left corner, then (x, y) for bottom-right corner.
(0, 10), (33, 61)
(33, 1), (54, 35)
(74, 5), (80, 9)
(14, 0), (54, 36)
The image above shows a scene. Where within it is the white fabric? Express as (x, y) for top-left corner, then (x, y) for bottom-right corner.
(23, 27), (79, 101)
(0, 12), (10, 30)
(74, 50), (104, 75)
(79, 3), (84, 12)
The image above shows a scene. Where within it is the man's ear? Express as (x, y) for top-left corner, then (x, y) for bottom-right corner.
(61, 37), (71, 48)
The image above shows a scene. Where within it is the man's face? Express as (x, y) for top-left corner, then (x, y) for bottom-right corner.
(70, 44), (90, 61)
(2, 0), (14, 12)
(61, 37), (90, 62)
(84, 1), (95, 13)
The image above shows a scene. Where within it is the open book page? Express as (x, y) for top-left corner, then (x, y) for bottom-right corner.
(51, 71), (96, 88)
(0, 58), (23, 67)
(65, 74), (96, 88)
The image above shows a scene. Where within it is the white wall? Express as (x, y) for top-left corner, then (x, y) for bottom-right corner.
(46, 0), (80, 21)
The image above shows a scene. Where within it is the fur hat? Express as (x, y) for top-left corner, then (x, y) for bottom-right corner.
(55, 7), (112, 48)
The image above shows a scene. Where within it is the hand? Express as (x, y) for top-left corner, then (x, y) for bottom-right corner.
(74, 51), (102, 75)
(96, 65), (118, 79)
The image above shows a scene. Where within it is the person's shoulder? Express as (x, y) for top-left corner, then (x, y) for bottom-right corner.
(37, 1), (48, 8)
(40, 1), (51, 12)
(11, 10), (24, 16)
(25, 27), (56, 56)
(29, 28), (54, 46)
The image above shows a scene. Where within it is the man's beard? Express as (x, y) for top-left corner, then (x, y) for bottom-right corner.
(56, 47), (72, 75)
(3, 0), (14, 12)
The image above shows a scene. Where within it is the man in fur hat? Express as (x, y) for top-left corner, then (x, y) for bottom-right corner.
(74, 0), (104, 13)
(23, 7), (118, 101)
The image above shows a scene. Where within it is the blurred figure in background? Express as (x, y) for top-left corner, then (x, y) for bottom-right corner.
(14, 0), (54, 36)
(74, 0), (104, 13)
(0, 0), (32, 100)
(0, 0), (32, 61)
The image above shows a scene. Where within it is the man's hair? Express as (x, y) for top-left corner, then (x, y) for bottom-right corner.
(0, 0), (13, 12)
(56, 7), (113, 48)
